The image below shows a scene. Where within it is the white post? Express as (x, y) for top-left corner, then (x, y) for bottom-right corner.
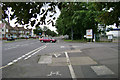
(93, 34), (96, 42)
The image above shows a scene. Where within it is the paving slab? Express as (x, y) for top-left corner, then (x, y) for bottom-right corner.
(91, 65), (115, 76)
(67, 49), (82, 53)
(48, 57), (68, 66)
(70, 57), (97, 65)
(38, 56), (52, 64)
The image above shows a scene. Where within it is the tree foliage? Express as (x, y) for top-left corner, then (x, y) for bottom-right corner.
(94, 2), (120, 27)
(2, 2), (61, 27)
(33, 26), (57, 37)
(56, 2), (99, 39)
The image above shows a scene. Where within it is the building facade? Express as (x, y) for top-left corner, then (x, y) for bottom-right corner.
(0, 23), (32, 39)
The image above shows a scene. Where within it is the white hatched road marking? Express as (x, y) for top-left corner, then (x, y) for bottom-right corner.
(0, 43), (49, 69)
(65, 52), (77, 80)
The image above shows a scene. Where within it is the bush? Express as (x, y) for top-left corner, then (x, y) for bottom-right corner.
(2, 37), (7, 40)
(20, 37), (25, 39)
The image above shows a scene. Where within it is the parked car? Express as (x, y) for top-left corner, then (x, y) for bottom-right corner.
(7, 37), (15, 41)
(39, 37), (56, 43)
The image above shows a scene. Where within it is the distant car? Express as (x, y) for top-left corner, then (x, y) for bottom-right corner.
(7, 37), (15, 41)
(39, 37), (56, 43)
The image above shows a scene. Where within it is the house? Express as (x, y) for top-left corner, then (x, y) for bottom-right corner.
(0, 23), (6, 39)
(25, 28), (32, 38)
(0, 23), (32, 39)
(18, 27), (25, 38)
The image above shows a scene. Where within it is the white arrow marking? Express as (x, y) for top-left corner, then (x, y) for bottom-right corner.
(54, 54), (61, 58)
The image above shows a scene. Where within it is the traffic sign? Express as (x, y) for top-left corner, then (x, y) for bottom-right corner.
(86, 29), (93, 39)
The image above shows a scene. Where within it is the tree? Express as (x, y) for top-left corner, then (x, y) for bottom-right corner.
(33, 26), (42, 35)
(34, 26), (57, 37)
(42, 26), (48, 31)
(2, 2), (61, 27)
(94, 2), (120, 27)
(56, 2), (99, 39)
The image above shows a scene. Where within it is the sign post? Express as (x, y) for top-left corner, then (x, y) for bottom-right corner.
(108, 34), (113, 42)
(86, 29), (93, 42)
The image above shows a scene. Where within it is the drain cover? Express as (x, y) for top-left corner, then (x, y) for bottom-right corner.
(91, 65), (114, 75)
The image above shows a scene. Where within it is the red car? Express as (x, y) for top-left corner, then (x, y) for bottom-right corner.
(39, 37), (56, 43)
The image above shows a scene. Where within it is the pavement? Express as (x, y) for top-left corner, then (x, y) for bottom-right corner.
(1, 38), (119, 80)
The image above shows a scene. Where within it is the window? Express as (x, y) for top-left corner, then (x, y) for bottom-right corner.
(2, 29), (4, 32)
(2, 34), (4, 37)
(6, 29), (8, 32)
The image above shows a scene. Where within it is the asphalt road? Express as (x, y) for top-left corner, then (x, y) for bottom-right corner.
(2, 39), (45, 66)
(1, 38), (119, 79)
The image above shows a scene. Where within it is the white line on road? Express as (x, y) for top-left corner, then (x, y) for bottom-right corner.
(24, 45), (47, 60)
(60, 46), (65, 48)
(65, 52), (77, 80)
(0, 43), (49, 69)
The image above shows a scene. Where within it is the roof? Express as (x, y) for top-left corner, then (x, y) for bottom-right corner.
(18, 27), (25, 30)
(13, 26), (19, 30)
(25, 28), (32, 31)
(6, 25), (13, 29)
(0, 23), (5, 29)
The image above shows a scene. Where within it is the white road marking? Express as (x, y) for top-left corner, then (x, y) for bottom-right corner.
(47, 71), (61, 76)
(7, 62), (13, 66)
(65, 52), (77, 80)
(60, 46), (65, 48)
(24, 46), (47, 60)
(54, 53), (61, 58)
(0, 43), (49, 69)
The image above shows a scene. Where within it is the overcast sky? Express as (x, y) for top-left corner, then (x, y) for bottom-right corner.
(4, 3), (61, 33)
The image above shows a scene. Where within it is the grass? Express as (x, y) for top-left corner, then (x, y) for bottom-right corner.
(64, 39), (87, 42)
(64, 39), (118, 43)
(96, 41), (114, 43)
(4, 41), (15, 43)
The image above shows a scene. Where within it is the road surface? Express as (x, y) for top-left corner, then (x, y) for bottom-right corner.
(1, 38), (119, 79)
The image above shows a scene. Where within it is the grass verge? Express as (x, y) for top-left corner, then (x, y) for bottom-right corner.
(64, 39), (87, 43)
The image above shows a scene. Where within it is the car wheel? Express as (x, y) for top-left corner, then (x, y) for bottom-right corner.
(41, 40), (44, 43)
(50, 40), (53, 43)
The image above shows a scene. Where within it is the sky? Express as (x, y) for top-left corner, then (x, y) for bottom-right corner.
(4, 3), (61, 33)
